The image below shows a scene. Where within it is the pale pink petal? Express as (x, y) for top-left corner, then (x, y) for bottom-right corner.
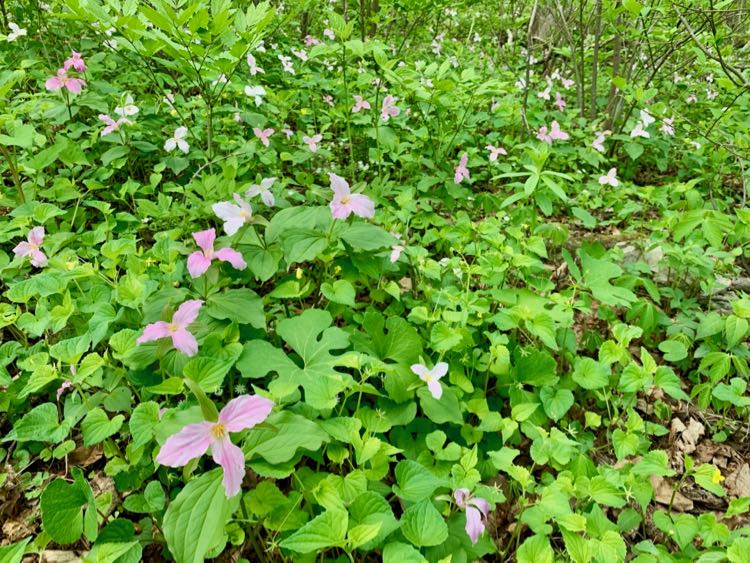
(214, 247), (247, 270)
(330, 200), (351, 219)
(454, 488), (470, 507)
(469, 497), (490, 517)
(328, 172), (350, 196)
(45, 77), (63, 91)
(172, 299), (204, 327)
(465, 506), (485, 544)
(427, 379), (442, 399)
(187, 251), (213, 278)
(66, 79), (85, 94)
(171, 328), (199, 356)
(212, 201), (242, 222)
(30, 250), (48, 267)
(222, 217), (245, 236)
(211, 436), (246, 497)
(411, 364), (430, 380)
(193, 228), (216, 254)
(137, 321), (172, 344)
(348, 194), (375, 218)
(218, 394), (274, 432)
(432, 362), (449, 380)
(155, 421), (214, 466)
(13, 241), (32, 259)
(261, 190), (275, 206)
(28, 227), (45, 246)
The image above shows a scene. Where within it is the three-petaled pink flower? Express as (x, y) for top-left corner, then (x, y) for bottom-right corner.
(137, 299), (204, 356)
(352, 95), (370, 113)
(246, 177), (276, 206)
(246, 53), (264, 76)
(454, 153), (470, 184)
(63, 51), (86, 73)
(599, 167), (619, 187)
(554, 91), (566, 111)
(45, 69), (86, 93)
(99, 114), (131, 137)
(592, 130), (610, 153)
(661, 118), (674, 136)
(411, 362), (448, 399)
(537, 121), (568, 144)
(253, 127), (274, 147)
(303, 134), (323, 152)
(486, 144), (507, 161)
(381, 95), (400, 122)
(14, 226), (48, 267)
(156, 394), (274, 497)
(187, 228), (246, 278)
(56, 380), (72, 402)
(329, 173), (375, 220)
(454, 489), (490, 544)
(390, 232), (404, 263)
(212, 194), (253, 235)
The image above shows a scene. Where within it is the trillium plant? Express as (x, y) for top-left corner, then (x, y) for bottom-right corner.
(5, 2), (749, 561)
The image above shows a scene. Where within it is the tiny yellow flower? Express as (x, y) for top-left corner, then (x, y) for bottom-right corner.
(711, 468), (725, 484)
(295, 267), (303, 279)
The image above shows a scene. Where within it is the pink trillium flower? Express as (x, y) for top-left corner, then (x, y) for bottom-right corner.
(246, 53), (264, 76)
(244, 85), (266, 107)
(411, 362), (448, 399)
(63, 51), (86, 73)
(253, 127), (274, 147)
(56, 380), (72, 401)
(13, 226), (48, 267)
(304, 35), (320, 46)
(303, 134), (323, 152)
(137, 299), (204, 356)
(246, 177), (276, 206)
(115, 94), (139, 117)
(352, 95), (370, 113)
(454, 489), (490, 544)
(486, 144), (507, 161)
(322, 94), (334, 107)
(661, 118), (674, 136)
(187, 228), (246, 278)
(45, 69), (86, 93)
(599, 167), (619, 187)
(99, 114), (131, 136)
(278, 54), (295, 74)
(554, 91), (566, 111)
(212, 194), (253, 235)
(329, 173), (375, 220)
(454, 153), (470, 184)
(686, 94), (698, 104)
(592, 130), (610, 153)
(390, 232), (404, 263)
(165, 126), (189, 152)
(292, 48), (308, 62)
(639, 109), (655, 127)
(323, 28), (335, 40)
(537, 84), (551, 100)
(560, 77), (574, 89)
(381, 95), (400, 122)
(630, 122), (649, 138)
(155, 394), (274, 497)
(537, 121), (568, 144)
(7, 22), (27, 41)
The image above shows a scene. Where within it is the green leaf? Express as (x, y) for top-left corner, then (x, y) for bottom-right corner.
(693, 464), (726, 497)
(400, 500), (448, 547)
(658, 340), (688, 362)
(205, 289), (265, 328)
(81, 408), (125, 447)
(244, 411), (329, 464)
(539, 387), (573, 421)
(382, 542), (427, 563)
(162, 469), (240, 563)
(632, 450), (676, 477)
(580, 252), (637, 307)
(279, 510), (348, 553)
(5, 403), (68, 443)
(417, 386), (463, 425)
(282, 229), (328, 264)
(183, 356), (236, 393)
(392, 460), (446, 502)
(0, 537), (31, 563)
(259, 309), (352, 410)
(41, 479), (87, 544)
(572, 357), (609, 389)
(341, 223), (396, 251)
(321, 279), (356, 307)
(725, 316), (748, 349)
(517, 534), (554, 563)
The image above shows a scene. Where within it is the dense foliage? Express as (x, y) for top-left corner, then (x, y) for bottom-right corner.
(2, 0), (750, 561)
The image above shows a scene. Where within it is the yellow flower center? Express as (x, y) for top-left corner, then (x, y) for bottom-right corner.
(340, 195), (351, 205)
(212, 423), (227, 438)
(168, 323), (179, 333)
(240, 210), (252, 219)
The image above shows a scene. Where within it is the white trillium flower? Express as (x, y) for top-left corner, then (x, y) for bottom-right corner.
(165, 126), (189, 153)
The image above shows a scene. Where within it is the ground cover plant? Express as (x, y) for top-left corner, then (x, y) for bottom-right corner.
(1, 0), (750, 561)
